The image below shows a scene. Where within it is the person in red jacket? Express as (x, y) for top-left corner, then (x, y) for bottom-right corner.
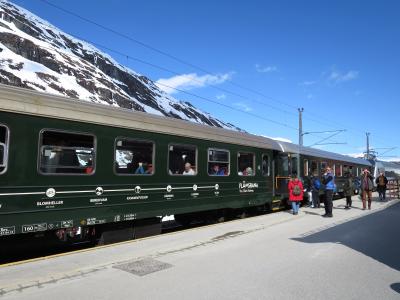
(288, 175), (304, 215)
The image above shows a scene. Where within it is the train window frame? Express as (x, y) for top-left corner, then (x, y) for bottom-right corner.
(207, 148), (230, 177)
(237, 151), (255, 177)
(303, 159), (309, 177)
(261, 153), (270, 177)
(114, 137), (155, 176)
(335, 164), (343, 177)
(0, 124), (10, 175)
(168, 143), (198, 176)
(321, 161), (328, 174)
(310, 160), (318, 176)
(37, 129), (96, 176)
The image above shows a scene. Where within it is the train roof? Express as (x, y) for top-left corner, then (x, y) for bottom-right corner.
(276, 140), (371, 166)
(0, 84), (371, 167)
(0, 84), (282, 150)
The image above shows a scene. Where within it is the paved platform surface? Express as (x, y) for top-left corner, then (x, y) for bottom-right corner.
(1, 196), (400, 299)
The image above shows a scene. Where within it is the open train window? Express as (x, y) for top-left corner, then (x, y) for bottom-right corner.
(262, 154), (270, 176)
(168, 144), (197, 176)
(39, 130), (95, 175)
(114, 138), (154, 175)
(238, 152), (255, 176)
(0, 125), (9, 174)
(208, 148), (230, 176)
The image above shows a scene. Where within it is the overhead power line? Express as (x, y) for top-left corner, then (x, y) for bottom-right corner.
(1, 9), (298, 132)
(23, 1), (400, 153)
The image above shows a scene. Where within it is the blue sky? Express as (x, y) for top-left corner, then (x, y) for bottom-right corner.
(10, 0), (400, 160)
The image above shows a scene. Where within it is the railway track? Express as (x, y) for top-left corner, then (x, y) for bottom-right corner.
(0, 208), (273, 266)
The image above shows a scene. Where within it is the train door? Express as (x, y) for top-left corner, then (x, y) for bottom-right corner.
(273, 152), (290, 196)
(273, 152), (300, 196)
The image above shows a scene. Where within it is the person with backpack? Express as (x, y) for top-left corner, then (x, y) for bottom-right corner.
(311, 173), (321, 208)
(361, 168), (374, 210)
(343, 172), (354, 209)
(322, 166), (335, 217)
(288, 175), (304, 215)
(375, 171), (388, 201)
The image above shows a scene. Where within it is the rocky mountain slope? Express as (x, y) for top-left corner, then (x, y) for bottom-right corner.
(0, 0), (240, 130)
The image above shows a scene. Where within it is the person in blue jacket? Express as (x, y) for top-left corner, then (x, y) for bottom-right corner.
(322, 166), (335, 217)
(211, 164), (225, 176)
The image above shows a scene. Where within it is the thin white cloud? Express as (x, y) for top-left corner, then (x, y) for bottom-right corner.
(328, 70), (359, 83)
(216, 93), (226, 100)
(255, 64), (278, 73)
(156, 72), (233, 94)
(378, 157), (400, 162)
(300, 80), (316, 86)
(306, 94), (314, 99)
(233, 102), (252, 112)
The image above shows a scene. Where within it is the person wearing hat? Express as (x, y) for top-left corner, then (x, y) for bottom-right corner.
(361, 168), (374, 210)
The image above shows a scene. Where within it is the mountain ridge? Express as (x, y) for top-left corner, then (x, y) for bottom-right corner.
(0, 0), (241, 131)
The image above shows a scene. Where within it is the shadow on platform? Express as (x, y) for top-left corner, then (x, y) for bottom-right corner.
(293, 202), (400, 272)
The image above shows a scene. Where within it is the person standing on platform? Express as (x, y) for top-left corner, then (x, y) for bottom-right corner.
(343, 172), (354, 209)
(375, 171), (388, 201)
(288, 175), (304, 215)
(322, 166), (335, 217)
(361, 168), (374, 210)
(311, 173), (321, 208)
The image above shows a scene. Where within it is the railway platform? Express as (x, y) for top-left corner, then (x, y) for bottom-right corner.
(1, 196), (400, 299)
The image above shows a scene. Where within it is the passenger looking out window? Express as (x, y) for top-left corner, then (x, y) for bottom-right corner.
(238, 152), (255, 176)
(115, 138), (154, 175)
(210, 164), (225, 176)
(183, 162), (195, 175)
(169, 144), (197, 176)
(208, 149), (229, 176)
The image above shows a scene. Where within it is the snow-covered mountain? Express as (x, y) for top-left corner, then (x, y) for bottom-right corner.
(0, 0), (241, 130)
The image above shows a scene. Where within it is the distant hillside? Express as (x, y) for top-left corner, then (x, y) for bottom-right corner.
(0, 0), (241, 130)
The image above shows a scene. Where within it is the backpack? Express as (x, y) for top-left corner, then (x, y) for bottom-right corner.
(313, 178), (321, 190)
(293, 184), (301, 196)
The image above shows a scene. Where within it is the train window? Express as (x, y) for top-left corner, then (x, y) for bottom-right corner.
(335, 164), (343, 177)
(114, 138), (154, 175)
(238, 152), (255, 176)
(291, 157), (298, 176)
(310, 160), (318, 175)
(276, 154), (289, 177)
(168, 144), (197, 175)
(39, 130), (95, 175)
(262, 154), (270, 176)
(208, 149), (230, 176)
(0, 125), (9, 174)
(303, 159), (309, 177)
(321, 162), (328, 173)
(343, 165), (350, 175)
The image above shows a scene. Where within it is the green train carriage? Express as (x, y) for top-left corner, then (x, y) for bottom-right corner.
(0, 84), (371, 244)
